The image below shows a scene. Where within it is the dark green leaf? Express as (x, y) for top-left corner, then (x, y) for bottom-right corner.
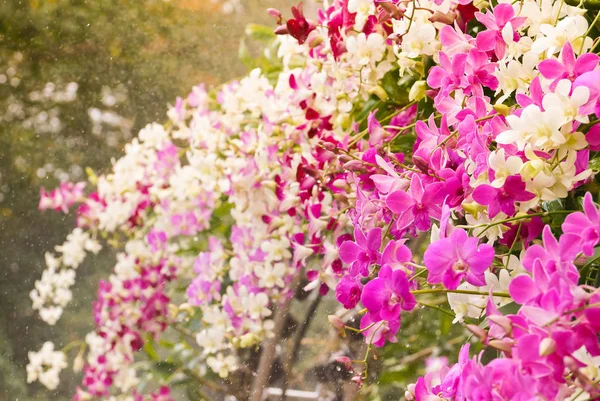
(153, 362), (178, 379)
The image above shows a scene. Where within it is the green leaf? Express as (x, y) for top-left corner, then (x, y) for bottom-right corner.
(379, 368), (412, 385)
(389, 133), (416, 154)
(238, 39), (255, 69)
(153, 361), (178, 379)
(381, 69), (410, 102)
(590, 157), (600, 171)
(542, 199), (565, 212)
(440, 312), (453, 335)
(479, 302), (520, 330)
(498, 302), (520, 315)
(158, 339), (175, 349)
(354, 98), (381, 127)
(170, 377), (193, 387)
(143, 336), (160, 361)
(244, 24), (276, 42)
(480, 347), (499, 365)
(186, 384), (205, 401)
(565, 0), (600, 8)
(580, 247), (600, 286)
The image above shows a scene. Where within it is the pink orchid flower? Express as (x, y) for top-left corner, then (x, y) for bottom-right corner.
(424, 228), (494, 289)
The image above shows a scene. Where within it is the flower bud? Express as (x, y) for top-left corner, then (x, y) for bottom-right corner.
(262, 180), (277, 190)
(73, 353), (84, 373)
(267, 8), (283, 24)
(466, 324), (488, 342)
(302, 165), (320, 177)
(168, 303), (179, 320)
(338, 154), (352, 164)
(412, 155), (429, 172)
(488, 315), (513, 337)
(493, 103), (511, 116)
(368, 85), (389, 102)
(539, 337), (556, 356)
(240, 333), (257, 348)
(319, 141), (338, 152)
(461, 202), (483, 217)
(332, 179), (347, 189)
(308, 35), (324, 48)
(338, 113), (352, 130)
(409, 80), (427, 102)
(425, 89), (437, 99)
(380, 2), (404, 18)
(488, 339), (513, 354)
(334, 193), (349, 203)
(328, 315), (345, 330)
(75, 389), (93, 401)
(85, 167), (98, 185)
(405, 383), (416, 401)
(428, 10), (456, 24)
(335, 355), (353, 370)
(343, 160), (366, 172)
(351, 374), (364, 387)
(274, 25), (290, 35)
(476, 1), (490, 10)
(178, 302), (195, 316)
(336, 92), (349, 101)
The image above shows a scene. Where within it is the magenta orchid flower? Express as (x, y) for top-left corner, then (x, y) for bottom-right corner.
(338, 226), (382, 277)
(475, 3), (526, 60)
(186, 279), (221, 306)
(574, 69), (600, 117)
(412, 344), (470, 401)
(424, 228), (494, 289)
(361, 265), (416, 321)
(359, 312), (400, 347)
(335, 276), (363, 309)
(438, 25), (475, 57)
(539, 41), (600, 91)
(465, 49), (498, 96)
(520, 226), (581, 282)
(563, 192), (600, 256)
(472, 175), (536, 218)
(386, 174), (444, 231)
(276, 2), (316, 44)
(381, 239), (413, 272)
(39, 181), (86, 213)
(427, 52), (469, 97)
(428, 49), (497, 100)
(510, 227), (581, 316)
(371, 155), (408, 195)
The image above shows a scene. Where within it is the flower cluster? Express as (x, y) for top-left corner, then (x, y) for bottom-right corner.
(27, 341), (68, 390)
(407, 202), (600, 400)
(26, 0), (600, 399)
(39, 181), (86, 213)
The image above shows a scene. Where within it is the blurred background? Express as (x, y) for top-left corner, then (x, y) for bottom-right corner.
(0, 1), (293, 399)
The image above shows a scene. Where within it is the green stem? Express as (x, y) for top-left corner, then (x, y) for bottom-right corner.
(349, 101), (417, 146)
(544, 301), (600, 326)
(581, 10), (600, 53)
(411, 288), (512, 298)
(345, 322), (376, 333)
(565, 0), (600, 9)
(61, 341), (82, 354)
(418, 301), (456, 319)
(505, 221), (523, 269)
(455, 210), (574, 237)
